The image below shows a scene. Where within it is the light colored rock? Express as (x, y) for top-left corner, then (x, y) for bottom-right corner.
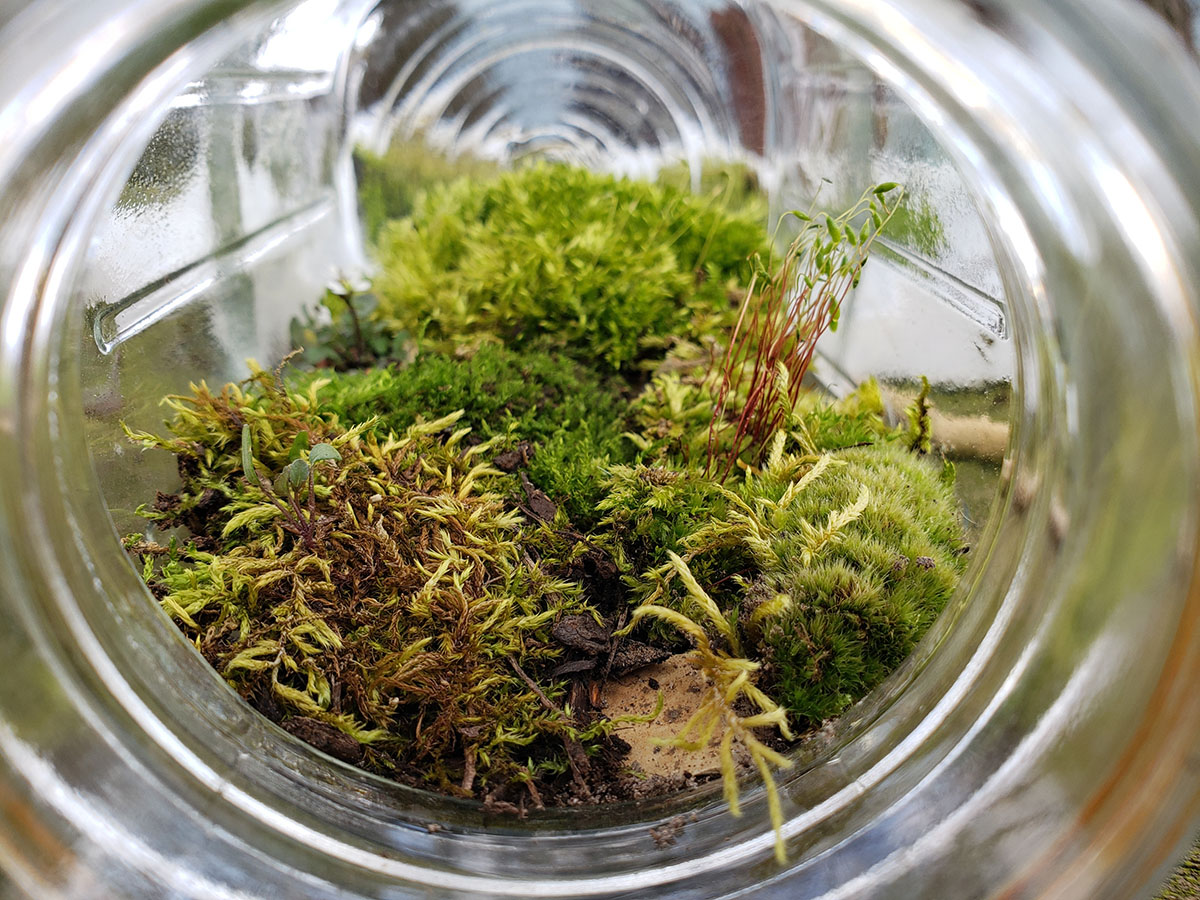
(601, 654), (725, 778)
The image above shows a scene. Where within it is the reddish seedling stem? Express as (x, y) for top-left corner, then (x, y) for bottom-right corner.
(706, 186), (903, 481)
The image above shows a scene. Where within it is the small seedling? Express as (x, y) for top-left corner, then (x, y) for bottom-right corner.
(290, 278), (412, 370)
(240, 423), (341, 552)
(707, 184), (904, 481)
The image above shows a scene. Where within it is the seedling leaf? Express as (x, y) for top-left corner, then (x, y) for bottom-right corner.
(285, 458), (310, 488)
(309, 443), (342, 465)
(241, 424), (261, 488)
(289, 431), (309, 461)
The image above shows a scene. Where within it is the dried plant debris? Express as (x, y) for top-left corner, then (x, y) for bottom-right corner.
(124, 163), (967, 860)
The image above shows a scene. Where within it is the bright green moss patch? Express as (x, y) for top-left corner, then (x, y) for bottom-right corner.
(125, 162), (966, 849)
(372, 163), (770, 372)
(301, 343), (628, 447)
(752, 442), (963, 722)
(355, 140), (501, 243)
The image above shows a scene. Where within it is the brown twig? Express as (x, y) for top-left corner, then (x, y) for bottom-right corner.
(461, 746), (477, 793)
(506, 655), (592, 797)
(507, 655), (558, 713)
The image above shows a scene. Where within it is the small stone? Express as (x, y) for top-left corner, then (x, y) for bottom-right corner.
(610, 640), (673, 675)
(550, 658), (598, 678)
(519, 472), (558, 522)
(493, 450), (523, 472)
(650, 815), (690, 848)
(495, 441), (534, 472)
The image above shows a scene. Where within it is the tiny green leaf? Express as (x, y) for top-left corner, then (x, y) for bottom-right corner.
(285, 458), (310, 489)
(289, 431), (310, 462)
(873, 182), (899, 194)
(241, 424), (260, 487)
(824, 215), (842, 243)
(309, 443), (342, 465)
(353, 292), (379, 315)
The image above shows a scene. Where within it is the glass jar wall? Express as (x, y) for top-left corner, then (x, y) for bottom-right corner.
(1, 1), (1199, 897)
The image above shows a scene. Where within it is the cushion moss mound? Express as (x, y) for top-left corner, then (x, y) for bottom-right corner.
(372, 163), (771, 371)
(755, 442), (964, 724)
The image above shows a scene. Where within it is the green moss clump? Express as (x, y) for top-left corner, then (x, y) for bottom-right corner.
(524, 428), (628, 529)
(790, 379), (897, 453)
(372, 163), (771, 371)
(596, 465), (740, 597)
(880, 195), (947, 257)
(302, 343), (626, 447)
(621, 429), (965, 731)
(296, 344), (637, 527)
(355, 140), (501, 243)
(125, 368), (611, 793)
(654, 159), (769, 218)
(750, 442), (965, 723)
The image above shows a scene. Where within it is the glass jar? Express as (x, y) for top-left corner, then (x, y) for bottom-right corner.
(1, 1), (1199, 897)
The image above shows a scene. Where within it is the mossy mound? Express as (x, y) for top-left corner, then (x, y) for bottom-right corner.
(754, 442), (965, 724)
(299, 344), (635, 526)
(301, 344), (627, 446)
(126, 369), (610, 794)
(372, 163), (770, 372)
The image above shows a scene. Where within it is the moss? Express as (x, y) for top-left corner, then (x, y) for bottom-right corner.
(1157, 839), (1200, 900)
(754, 442), (965, 724)
(371, 163), (771, 371)
(300, 344), (626, 445)
(654, 159), (768, 217)
(355, 140), (501, 243)
(296, 344), (636, 528)
(791, 378), (896, 452)
(596, 465), (744, 607)
(125, 368), (609, 793)
(626, 371), (719, 467)
(882, 195), (947, 257)
(525, 428), (628, 529)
